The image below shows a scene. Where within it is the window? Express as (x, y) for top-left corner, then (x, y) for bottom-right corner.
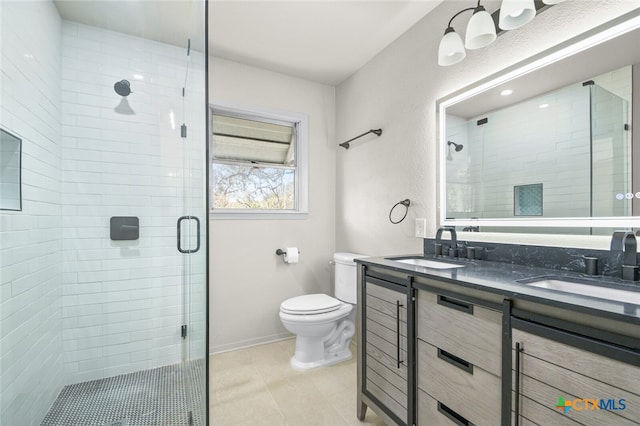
(209, 104), (308, 217)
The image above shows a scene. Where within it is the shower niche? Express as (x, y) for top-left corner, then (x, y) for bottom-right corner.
(0, 128), (21, 211)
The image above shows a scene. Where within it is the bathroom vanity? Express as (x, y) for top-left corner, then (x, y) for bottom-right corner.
(354, 10), (640, 426)
(355, 254), (640, 426)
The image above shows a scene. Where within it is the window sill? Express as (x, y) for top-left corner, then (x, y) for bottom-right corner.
(209, 210), (309, 220)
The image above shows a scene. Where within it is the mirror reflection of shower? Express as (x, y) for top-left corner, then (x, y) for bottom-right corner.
(447, 140), (463, 161)
(114, 79), (135, 115)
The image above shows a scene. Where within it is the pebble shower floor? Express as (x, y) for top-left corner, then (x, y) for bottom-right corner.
(40, 360), (205, 426)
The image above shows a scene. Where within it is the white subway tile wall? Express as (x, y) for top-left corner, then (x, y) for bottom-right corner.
(60, 20), (206, 384)
(2, 3), (208, 423)
(0, 2), (64, 425)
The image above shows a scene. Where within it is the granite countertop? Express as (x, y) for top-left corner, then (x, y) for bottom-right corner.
(357, 254), (640, 323)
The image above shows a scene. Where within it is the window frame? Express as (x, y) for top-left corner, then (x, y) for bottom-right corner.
(209, 101), (309, 219)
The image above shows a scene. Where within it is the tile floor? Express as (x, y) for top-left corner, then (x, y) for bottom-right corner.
(210, 339), (386, 426)
(41, 361), (206, 426)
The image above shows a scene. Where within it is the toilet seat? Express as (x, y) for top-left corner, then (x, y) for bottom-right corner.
(279, 303), (352, 325)
(280, 294), (342, 315)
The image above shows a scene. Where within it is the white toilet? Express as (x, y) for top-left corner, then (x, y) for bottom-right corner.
(279, 252), (366, 371)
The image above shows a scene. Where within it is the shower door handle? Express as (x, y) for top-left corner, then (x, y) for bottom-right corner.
(177, 216), (200, 254)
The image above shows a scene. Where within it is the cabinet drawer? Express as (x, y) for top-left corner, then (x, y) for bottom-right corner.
(418, 388), (477, 426)
(417, 290), (502, 376)
(418, 340), (501, 426)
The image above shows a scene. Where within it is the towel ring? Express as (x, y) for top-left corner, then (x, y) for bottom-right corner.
(389, 199), (410, 224)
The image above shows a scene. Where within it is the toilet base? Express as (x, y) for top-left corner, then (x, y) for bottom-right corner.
(290, 347), (352, 371)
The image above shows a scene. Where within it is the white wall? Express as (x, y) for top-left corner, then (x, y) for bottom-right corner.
(209, 57), (336, 353)
(336, 0), (640, 254)
(0, 1), (63, 425)
(59, 21), (203, 383)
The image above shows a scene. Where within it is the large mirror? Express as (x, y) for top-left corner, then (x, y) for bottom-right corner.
(438, 9), (640, 233)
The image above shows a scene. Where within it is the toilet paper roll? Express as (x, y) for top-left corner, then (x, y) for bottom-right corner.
(283, 247), (299, 264)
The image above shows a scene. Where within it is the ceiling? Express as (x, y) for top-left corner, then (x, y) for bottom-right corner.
(53, 0), (444, 86)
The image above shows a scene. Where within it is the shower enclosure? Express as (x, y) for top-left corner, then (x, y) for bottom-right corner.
(0, 1), (208, 425)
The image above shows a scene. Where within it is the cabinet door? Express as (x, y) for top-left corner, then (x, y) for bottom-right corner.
(363, 277), (410, 425)
(512, 326), (640, 426)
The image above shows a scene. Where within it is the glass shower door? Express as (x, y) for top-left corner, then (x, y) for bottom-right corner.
(179, 1), (208, 424)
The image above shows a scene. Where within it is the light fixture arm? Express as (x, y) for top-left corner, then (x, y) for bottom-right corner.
(446, 6), (476, 29)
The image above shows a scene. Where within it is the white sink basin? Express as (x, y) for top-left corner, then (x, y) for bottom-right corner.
(390, 258), (464, 269)
(526, 279), (640, 305)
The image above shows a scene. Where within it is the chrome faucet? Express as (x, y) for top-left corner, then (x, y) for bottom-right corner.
(435, 227), (457, 257)
(610, 230), (639, 281)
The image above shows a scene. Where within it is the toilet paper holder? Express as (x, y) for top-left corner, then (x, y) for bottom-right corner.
(276, 248), (301, 256)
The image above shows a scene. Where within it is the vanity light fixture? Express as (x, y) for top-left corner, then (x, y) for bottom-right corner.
(498, 0), (537, 31)
(438, 1), (496, 66)
(439, 0), (563, 67)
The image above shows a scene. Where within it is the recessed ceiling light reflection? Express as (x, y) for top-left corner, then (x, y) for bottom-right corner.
(133, 74), (144, 80)
(500, 89), (513, 96)
(539, 103), (549, 109)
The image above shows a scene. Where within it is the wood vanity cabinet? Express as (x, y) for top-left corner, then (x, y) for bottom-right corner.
(357, 262), (640, 426)
(416, 288), (502, 426)
(511, 320), (640, 426)
(357, 268), (414, 426)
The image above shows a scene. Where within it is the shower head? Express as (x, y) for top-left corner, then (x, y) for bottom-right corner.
(447, 141), (463, 152)
(114, 80), (132, 97)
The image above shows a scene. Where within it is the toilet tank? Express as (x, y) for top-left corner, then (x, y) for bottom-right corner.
(334, 252), (367, 304)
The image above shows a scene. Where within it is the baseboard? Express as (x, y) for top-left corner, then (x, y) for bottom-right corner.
(210, 332), (294, 355)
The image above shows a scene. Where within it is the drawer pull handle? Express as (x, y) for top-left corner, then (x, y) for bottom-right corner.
(396, 300), (404, 368)
(437, 348), (474, 374)
(437, 402), (474, 426)
(514, 342), (523, 426)
(437, 295), (474, 314)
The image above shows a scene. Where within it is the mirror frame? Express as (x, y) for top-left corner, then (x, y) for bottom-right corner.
(437, 9), (640, 230)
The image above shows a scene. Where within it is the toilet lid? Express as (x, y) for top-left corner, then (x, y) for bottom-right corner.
(280, 294), (342, 315)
